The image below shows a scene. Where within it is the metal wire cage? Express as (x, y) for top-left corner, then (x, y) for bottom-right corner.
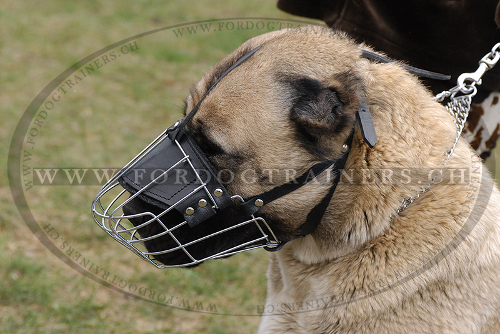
(91, 131), (280, 268)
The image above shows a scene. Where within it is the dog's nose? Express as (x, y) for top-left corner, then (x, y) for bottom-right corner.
(121, 194), (186, 229)
(122, 199), (145, 227)
(121, 195), (161, 227)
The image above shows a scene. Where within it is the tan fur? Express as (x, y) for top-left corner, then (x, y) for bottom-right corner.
(185, 26), (500, 333)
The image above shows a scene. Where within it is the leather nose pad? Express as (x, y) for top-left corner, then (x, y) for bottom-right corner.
(118, 134), (234, 228)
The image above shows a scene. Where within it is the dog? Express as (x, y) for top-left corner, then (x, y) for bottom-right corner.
(121, 26), (500, 333)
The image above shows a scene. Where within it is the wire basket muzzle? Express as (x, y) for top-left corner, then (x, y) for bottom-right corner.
(91, 131), (280, 268)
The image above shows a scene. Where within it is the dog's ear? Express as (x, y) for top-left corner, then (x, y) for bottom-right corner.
(289, 77), (349, 138)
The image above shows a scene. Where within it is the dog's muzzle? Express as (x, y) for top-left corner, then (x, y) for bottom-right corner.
(91, 125), (283, 268)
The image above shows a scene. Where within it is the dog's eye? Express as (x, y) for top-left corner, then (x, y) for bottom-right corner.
(194, 131), (224, 157)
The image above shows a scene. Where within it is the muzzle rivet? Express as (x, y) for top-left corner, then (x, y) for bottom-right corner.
(214, 188), (223, 197)
(185, 207), (195, 215)
(255, 199), (264, 207)
(341, 144), (349, 153)
(198, 199), (207, 208)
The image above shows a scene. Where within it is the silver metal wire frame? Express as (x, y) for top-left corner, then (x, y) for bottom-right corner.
(91, 132), (280, 268)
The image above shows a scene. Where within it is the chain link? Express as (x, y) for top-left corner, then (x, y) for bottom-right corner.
(396, 43), (500, 214)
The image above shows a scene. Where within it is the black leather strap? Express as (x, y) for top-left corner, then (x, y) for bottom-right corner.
(264, 128), (355, 251)
(297, 130), (353, 237)
(361, 50), (451, 81)
(240, 160), (338, 216)
(357, 100), (377, 148)
(242, 125), (355, 215)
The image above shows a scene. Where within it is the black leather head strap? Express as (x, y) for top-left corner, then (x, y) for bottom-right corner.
(240, 159), (338, 216)
(296, 126), (354, 236)
(361, 50), (451, 81)
(357, 99), (377, 148)
(263, 126), (355, 252)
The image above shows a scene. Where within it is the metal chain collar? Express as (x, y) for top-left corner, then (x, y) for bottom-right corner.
(396, 43), (500, 214)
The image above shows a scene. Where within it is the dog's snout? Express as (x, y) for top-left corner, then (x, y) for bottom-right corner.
(122, 195), (154, 226)
(122, 195), (184, 227)
(122, 200), (146, 227)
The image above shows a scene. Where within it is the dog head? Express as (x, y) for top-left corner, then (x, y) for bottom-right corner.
(102, 26), (457, 266)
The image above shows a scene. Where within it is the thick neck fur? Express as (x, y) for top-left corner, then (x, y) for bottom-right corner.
(289, 60), (460, 264)
(261, 56), (500, 334)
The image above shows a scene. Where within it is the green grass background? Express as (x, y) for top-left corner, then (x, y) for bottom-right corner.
(1, 1), (498, 334)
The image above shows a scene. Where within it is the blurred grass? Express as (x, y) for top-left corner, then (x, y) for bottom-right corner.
(2, 1), (499, 334)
